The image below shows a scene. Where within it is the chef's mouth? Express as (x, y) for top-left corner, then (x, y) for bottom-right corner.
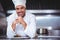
(17, 12), (23, 15)
(17, 13), (25, 17)
(18, 14), (23, 16)
(18, 12), (23, 14)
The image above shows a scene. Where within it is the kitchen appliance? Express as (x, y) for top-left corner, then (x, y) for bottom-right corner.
(37, 28), (48, 35)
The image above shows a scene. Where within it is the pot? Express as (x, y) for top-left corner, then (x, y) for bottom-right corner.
(37, 28), (48, 35)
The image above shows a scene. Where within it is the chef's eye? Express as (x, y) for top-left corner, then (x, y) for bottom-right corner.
(16, 8), (19, 10)
(21, 7), (24, 9)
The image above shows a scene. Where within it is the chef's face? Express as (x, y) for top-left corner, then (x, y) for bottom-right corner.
(15, 5), (26, 17)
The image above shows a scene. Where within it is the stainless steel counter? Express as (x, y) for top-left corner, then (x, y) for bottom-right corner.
(0, 35), (60, 40)
(38, 35), (60, 38)
(0, 38), (60, 40)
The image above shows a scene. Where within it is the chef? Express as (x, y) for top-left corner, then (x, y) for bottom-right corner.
(7, 0), (36, 38)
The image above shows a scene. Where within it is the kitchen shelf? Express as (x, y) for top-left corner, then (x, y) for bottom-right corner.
(38, 35), (60, 38)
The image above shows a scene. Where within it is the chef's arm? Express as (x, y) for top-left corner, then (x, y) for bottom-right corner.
(12, 22), (16, 31)
(7, 23), (16, 38)
(21, 21), (27, 30)
(24, 15), (36, 38)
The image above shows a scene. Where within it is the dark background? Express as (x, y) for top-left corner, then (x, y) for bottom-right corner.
(0, 0), (60, 11)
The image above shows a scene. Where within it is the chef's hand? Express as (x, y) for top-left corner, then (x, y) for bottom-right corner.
(12, 18), (19, 31)
(17, 16), (27, 29)
(12, 16), (27, 31)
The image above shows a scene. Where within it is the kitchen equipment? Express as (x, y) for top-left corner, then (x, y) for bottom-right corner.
(37, 28), (48, 35)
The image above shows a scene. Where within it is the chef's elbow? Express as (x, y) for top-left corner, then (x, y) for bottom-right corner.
(27, 33), (36, 38)
(30, 36), (35, 38)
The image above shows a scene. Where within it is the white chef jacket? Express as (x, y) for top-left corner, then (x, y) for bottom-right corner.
(7, 11), (36, 38)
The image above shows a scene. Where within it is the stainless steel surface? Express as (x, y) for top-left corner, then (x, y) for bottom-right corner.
(36, 15), (60, 29)
(7, 10), (60, 14)
(0, 38), (60, 40)
(38, 35), (60, 38)
(48, 30), (60, 36)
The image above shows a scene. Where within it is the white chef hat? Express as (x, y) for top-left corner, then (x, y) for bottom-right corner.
(12, 0), (26, 8)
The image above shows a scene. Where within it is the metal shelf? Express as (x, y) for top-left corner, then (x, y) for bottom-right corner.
(38, 35), (60, 38)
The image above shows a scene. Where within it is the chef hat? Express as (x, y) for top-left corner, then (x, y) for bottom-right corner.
(12, 0), (26, 8)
